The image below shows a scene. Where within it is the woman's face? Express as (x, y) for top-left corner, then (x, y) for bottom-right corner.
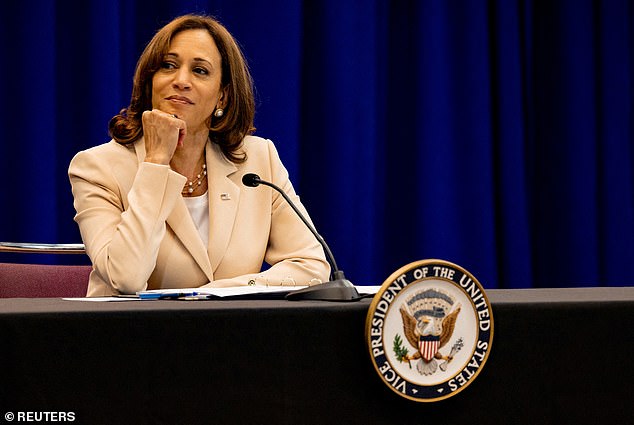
(151, 29), (225, 134)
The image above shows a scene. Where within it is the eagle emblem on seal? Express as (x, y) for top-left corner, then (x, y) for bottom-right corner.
(395, 288), (462, 376)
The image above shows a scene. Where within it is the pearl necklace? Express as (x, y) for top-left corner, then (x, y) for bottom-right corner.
(182, 163), (207, 195)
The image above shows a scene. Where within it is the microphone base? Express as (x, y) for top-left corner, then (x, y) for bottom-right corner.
(285, 278), (362, 302)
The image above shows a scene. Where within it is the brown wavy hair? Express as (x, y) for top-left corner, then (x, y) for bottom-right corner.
(108, 14), (255, 163)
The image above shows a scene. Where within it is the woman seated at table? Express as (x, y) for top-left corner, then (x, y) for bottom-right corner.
(69, 14), (329, 296)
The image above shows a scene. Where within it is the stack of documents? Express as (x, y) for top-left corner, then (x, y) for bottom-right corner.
(136, 286), (305, 300)
(64, 285), (380, 302)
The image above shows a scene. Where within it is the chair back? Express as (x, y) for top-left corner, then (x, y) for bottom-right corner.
(0, 263), (91, 298)
(0, 242), (90, 298)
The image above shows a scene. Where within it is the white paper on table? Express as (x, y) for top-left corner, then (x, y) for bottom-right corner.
(355, 286), (381, 295)
(63, 297), (142, 302)
(63, 284), (380, 302)
(137, 285), (309, 299)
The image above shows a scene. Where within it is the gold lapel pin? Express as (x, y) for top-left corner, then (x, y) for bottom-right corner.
(220, 193), (231, 200)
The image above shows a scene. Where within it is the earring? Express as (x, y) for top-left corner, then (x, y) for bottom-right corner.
(214, 108), (224, 118)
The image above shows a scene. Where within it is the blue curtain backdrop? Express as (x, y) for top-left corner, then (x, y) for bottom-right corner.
(0, 0), (632, 289)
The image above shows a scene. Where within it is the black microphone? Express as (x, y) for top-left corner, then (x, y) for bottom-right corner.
(242, 173), (362, 301)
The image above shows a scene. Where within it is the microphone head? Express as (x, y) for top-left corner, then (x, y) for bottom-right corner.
(242, 173), (261, 187)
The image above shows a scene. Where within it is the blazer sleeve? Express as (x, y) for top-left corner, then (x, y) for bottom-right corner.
(210, 139), (330, 287)
(68, 147), (186, 294)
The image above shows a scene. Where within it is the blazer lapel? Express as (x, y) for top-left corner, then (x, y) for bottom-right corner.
(134, 139), (214, 282)
(206, 142), (240, 273)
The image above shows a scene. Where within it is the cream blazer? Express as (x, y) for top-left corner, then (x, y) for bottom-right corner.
(68, 136), (330, 296)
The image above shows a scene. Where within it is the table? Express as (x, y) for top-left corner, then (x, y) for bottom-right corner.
(1, 287), (633, 424)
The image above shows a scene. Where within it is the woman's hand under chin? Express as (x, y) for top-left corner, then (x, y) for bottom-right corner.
(142, 109), (187, 165)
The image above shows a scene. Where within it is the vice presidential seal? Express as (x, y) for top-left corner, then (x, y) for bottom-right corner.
(365, 259), (493, 402)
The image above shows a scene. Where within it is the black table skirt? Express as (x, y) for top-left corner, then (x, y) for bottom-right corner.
(1, 287), (633, 425)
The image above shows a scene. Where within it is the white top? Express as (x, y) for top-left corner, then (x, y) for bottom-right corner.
(182, 191), (209, 248)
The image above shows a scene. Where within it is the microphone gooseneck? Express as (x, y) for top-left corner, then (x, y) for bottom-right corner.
(241, 173), (361, 301)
